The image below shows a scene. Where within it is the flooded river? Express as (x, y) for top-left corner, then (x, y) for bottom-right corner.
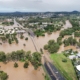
(61, 20), (72, 30)
(0, 62), (44, 80)
(34, 20), (77, 53)
(35, 31), (60, 49)
(0, 20), (76, 80)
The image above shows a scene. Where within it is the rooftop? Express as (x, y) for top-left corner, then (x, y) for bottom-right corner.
(76, 65), (80, 71)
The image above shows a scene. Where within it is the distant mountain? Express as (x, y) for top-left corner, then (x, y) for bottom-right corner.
(72, 10), (79, 12)
(0, 11), (79, 17)
(71, 10), (79, 14)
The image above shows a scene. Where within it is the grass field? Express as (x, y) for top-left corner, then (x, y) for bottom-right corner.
(50, 53), (77, 80)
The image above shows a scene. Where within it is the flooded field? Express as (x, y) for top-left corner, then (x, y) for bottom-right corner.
(0, 62), (44, 80)
(0, 33), (36, 53)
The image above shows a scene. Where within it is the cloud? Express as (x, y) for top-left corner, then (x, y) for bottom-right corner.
(0, 0), (79, 12)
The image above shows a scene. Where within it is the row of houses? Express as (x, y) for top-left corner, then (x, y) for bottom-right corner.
(68, 52), (80, 77)
(0, 26), (25, 35)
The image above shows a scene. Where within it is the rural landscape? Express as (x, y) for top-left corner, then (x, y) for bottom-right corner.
(0, 0), (80, 80)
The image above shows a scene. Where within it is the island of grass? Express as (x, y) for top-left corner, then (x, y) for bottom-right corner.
(50, 53), (77, 80)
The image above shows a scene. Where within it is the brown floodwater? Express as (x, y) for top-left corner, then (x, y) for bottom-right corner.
(0, 20), (76, 80)
(61, 20), (72, 30)
(35, 31), (60, 49)
(34, 20), (78, 53)
(64, 46), (77, 51)
(0, 62), (44, 80)
(0, 33), (36, 53)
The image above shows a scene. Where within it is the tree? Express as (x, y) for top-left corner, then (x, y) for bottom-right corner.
(44, 45), (48, 50)
(6, 34), (9, 39)
(31, 52), (41, 69)
(57, 37), (62, 45)
(8, 39), (12, 44)
(24, 61), (29, 68)
(63, 37), (77, 46)
(14, 62), (18, 68)
(48, 43), (59, 53)
(23, 44), (26, 46)
(40, 48), (43, 54)
(6, 53), (11, 62)
(25, 51), (31, 61)
(48, 40), (55, 45)
(15, 38), (18, 44)
(1, 37), (6, 42)
(0, 71), (8, 80)
(0, 52), (6, 62)
(25, 37), (28, 40)
(20, 34), (24, 39)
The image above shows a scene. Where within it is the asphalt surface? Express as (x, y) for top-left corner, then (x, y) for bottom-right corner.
(44, 62), (56, 80)
(48, 62), (65, 80)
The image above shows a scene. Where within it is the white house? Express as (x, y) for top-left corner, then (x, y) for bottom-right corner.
(76, 53), (80, 58)
(76, 65), (80, 71)
(69, 55), (76, 60)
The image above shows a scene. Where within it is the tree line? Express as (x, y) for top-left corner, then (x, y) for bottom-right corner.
(0, 50), (42, 70)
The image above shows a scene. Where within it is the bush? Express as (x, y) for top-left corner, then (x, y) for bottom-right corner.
(14, 62), (18, 68)
(44, 45), (48, 50)
(63, 53), (68, 57)
(20, 35), (24, 39)
(25, 37), (28, 40)
(23, 44), (26, 46)
(8, 39), (12, 44)
(41, 34), (45, 36)
(0, 71), (8, 80)
(24, 61), (29, 68)
(62, 59), (67, 62)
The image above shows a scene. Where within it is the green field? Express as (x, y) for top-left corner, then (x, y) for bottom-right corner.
(50, 53), (77, 80)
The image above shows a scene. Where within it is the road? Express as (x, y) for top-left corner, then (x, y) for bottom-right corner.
(44, 62), (56, 80)
(15, 19), (65, 80)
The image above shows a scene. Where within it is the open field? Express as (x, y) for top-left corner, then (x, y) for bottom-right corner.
(50, 53), (77, 80)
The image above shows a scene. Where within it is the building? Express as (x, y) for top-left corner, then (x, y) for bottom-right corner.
(76, 65), (80, 71)
(76, 53), (80, 58)
(69, 55), (76, 60)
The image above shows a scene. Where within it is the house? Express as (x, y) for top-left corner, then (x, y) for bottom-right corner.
(76, 65), (80, 71)
(69, 55), (76, 60)
(76, 53), (80, 58)
(16, 30), (25, 34)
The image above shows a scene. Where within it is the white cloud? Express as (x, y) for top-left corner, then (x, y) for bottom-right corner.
(0, 0), (79, 12)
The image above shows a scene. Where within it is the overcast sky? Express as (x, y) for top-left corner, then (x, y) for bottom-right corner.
(0, 0), (79, 12)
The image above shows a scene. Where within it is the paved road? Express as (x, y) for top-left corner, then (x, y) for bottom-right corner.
(44, 62), (56, 80)
(48, 62), (65, 80)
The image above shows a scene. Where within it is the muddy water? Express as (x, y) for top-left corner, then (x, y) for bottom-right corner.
(34, 20), (76, 53)
(64, 46), (78, 51)
(35, 31), (60, 49)
(0, 33), (36, 53)
(61, 20), (72, 30)
(0, 20), (75, 80)
(0, 62), (44, 80)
